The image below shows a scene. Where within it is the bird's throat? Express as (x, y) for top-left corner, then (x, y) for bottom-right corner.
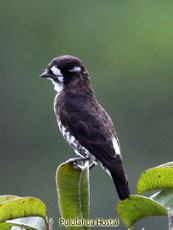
(48, 78), (64, 93)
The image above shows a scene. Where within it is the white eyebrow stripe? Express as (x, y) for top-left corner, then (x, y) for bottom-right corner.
(69, 66), (81, 72)
(112, 137), (121, 155)
(51, 66), (62, 76)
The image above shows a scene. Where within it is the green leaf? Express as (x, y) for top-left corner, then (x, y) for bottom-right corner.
(56, 162), (90, 230)
(137, 162), (173, 195)
(80, 163), (90, 221)
(151, 189), (173, 215)
(0, 195), (19, 204)
(0, 222), (38, 230)
(0, 197), (48, 229)
(0, 197), (47, 222)
(0, 222), (17, 230)
(117, 195), (167, 227)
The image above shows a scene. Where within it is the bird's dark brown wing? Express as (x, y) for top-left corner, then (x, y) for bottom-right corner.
(58, 94), (120, 164)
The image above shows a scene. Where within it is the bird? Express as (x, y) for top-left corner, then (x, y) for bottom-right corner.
(40, 55), (130, 200)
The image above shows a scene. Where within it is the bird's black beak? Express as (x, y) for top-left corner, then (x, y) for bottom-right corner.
(40, 69), (53, 78)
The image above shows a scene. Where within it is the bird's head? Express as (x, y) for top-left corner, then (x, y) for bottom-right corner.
(40, 55), (90, 93)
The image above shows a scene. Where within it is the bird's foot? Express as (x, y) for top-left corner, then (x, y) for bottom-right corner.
(67, 157), (90, 164)
(67, 157), (90, 170)
(67, 157), (97, 170)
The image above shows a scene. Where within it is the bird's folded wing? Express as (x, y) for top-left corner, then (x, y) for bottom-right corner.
(59, 103), (121, 163)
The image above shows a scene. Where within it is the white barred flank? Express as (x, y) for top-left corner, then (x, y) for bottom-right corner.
(56, 116), (94, 160)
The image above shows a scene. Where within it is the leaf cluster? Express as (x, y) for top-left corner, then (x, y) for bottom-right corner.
(0, 162), (173, 229)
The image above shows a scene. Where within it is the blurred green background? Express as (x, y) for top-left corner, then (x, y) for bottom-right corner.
(1, 0), (172, 229)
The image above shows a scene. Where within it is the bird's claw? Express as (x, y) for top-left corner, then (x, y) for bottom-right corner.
(67, 157), (97, 170)
(67, 157), (84, 170)
(67, 157), (94, 170)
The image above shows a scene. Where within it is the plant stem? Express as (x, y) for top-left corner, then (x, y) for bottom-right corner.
(49, 218), (54, 230)
(168, 208), (173, 230)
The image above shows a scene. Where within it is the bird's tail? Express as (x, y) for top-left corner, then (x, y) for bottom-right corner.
(111, 172), (130, 200)
(109, 161), (130, 200)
